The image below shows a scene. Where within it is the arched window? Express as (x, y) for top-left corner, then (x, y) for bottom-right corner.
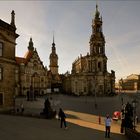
(0, 42), (3, 56)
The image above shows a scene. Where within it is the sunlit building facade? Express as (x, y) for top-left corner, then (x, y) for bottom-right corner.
(15, 37), (62, 97)
(118, 74), (140, 91)
(63, 5), (115, 96)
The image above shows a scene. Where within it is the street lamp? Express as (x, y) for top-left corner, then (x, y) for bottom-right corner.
(119, 78), (123, 93)
(119, 78), (124, 107)
(94, 90), (97, 109)
(132, 99), (137, 130)
(94, 78), (97, 109)
(121, 104), (125, 133)
(13, 95), (16, 113)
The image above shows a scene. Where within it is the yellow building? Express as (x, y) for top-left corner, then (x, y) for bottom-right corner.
(119, 74), (140, 91)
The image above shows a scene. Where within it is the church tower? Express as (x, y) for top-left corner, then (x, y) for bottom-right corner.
(49, 36), (58, 75)
(89, 4), (107, 73)
(63, 3), (115, 96)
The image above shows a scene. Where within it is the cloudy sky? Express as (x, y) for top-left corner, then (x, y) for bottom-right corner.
(0, 0), (140, 81)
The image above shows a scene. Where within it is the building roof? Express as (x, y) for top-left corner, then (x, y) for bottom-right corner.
(15, 50), (33, 65)
(0, 19), (19, 38)
(126, 74), (139, 80)
(24, 50), (33, 62)
(0, 19), (15, 31)
(15, 57), (25, 64)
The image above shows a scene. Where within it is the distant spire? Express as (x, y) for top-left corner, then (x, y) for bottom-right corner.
(96, 3), (98, 11)
(96, 0), (98, 10)
(28, 37), (34, 51)
(95, 2), (100, 19)
(52, 33), (55, 47)
(10, 10), (16, 27)
(53, 33), (54, 44)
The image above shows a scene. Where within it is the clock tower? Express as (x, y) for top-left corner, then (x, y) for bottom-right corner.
(49, 36), (58, 75)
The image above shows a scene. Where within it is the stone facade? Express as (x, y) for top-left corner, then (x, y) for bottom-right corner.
(15, 38), (49, 97)
(119, 74), (140, 91)
(0, 11), (19, 107)
(62, 5), (115, 96)
(15, 37), (61, 97)
(0, 11), (62, 106)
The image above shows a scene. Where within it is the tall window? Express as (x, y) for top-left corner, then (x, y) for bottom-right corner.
(0, 42), (3, 56)
(0, 93), (3, 105)
(88, 60), (91, 72)
(98, 62), (102, 71)
(0, 67), (2, 80)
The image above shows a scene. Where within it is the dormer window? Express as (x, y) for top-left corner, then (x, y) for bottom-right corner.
(0, 42), (3, 56)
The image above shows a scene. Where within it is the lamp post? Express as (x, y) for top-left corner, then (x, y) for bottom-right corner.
(121, 104), (125, 133)
(29, 74), (35, 101)
(119, 78), (123, 93)
(94, 77), (97, 109)
(94, 90), (97, 109)
(119, 78), (124, 107)
(13, 95), (16, 112)
(132, 99), (137, 130)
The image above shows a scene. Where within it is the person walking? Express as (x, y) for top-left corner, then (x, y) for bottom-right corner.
(105, 114), (112, 138)
(58, 108), (67, 129)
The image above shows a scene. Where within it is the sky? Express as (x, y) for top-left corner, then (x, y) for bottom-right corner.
(0, 0), (140, 82)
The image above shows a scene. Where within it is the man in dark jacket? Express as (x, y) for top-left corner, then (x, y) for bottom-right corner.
(58, 108), (67, 129)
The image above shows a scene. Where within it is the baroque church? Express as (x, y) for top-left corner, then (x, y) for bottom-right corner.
(0, 4), (115, 107)
(63, 5), (115, 96)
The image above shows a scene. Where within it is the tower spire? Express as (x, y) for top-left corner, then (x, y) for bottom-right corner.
(89, 2), (105, 56)
(95, 1), (100, 19)
(96, 0), (99, 11)
(10, 10), (16, 28)
(49, 34), (58, 75)
(96, 2), (98, 11)
(53, 33), (54, 44)
(28, 37), (34, 51)
(52, 33), (55, 47)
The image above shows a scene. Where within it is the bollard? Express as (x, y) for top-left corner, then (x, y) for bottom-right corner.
(99, 115), (101, 124)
